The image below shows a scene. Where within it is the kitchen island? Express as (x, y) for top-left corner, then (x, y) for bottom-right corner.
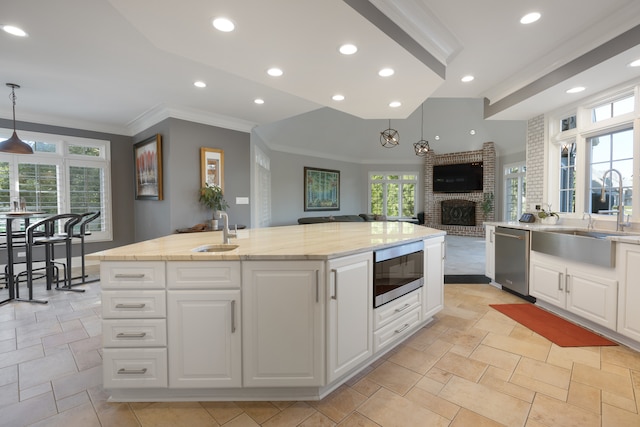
(89, 222), (446, 401)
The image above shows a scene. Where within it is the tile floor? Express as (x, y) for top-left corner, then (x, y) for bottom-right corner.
(1, 269), (640, 426)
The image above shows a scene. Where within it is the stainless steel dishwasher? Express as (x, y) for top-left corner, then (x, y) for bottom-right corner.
(495, 226), (532, 299)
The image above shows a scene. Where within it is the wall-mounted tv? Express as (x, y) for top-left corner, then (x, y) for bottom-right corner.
(433, 162), (483, 193)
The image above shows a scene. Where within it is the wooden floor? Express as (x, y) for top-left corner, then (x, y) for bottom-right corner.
(1, 273), (639, 426)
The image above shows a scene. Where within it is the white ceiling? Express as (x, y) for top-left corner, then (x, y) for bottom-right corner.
(1, 0), (640, 136)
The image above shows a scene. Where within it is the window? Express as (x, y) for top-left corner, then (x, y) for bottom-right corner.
(253, 146), (271, 228)
(592, 95), (634, 122)
(504, 163), (526, 221)
(561, 115), (576, 131)
(369, 172), (418, 219)
(0, 129), (111, 240)
(588, 128), (633, 215)
(559, 142), (576, 212)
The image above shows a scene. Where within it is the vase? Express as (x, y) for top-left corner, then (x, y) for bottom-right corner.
(541, 216), (558, 225)
(210, 219), (219, 230)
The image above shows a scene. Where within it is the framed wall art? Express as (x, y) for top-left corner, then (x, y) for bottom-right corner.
(201, 147), (224, 190)
(304, 166), (340, 211)
(134, 134), (163, 200)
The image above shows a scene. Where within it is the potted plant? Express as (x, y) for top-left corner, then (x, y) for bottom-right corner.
(199, 183), (229, 228)
(538, 204), (559, 224)
(481, 192), (494, 218)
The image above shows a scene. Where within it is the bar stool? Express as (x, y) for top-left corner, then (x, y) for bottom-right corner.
(16, 213), (83, 303)
(70, 211), (100, 284)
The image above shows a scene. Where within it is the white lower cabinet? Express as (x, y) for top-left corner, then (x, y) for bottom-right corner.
(327, 253), (372, 383)
(530, 251), (618, 330)
(423, 237), (444, 319)
(617, 243), (640, 341)
(166, 261), (242, 388)
(242, 261), (325, 387)
(485, 225), (495, 281)
(373, 290), (422, 353)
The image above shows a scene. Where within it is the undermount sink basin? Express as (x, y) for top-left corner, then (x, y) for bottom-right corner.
(531, 230), (615, 267)
(547, 229), (621, 239)
(192, 244), (239, 253)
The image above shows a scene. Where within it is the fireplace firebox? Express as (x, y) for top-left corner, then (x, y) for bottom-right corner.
(441, 200), (476, 226)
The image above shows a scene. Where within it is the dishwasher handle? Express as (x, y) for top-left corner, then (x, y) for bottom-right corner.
(494, 231), (525, 240)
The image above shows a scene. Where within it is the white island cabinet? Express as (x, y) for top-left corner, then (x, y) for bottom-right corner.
(617, 243), (640, 341)
(423, 236), (445, 318)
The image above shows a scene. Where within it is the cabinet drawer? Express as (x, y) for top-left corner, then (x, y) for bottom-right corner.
(103, 319), (167, 347)
(101, 261), (166, 289)
(103, 348), (167, 388)
(102, 290), (166, 319)
(167, 261), (241, 289)
(373, 307), (422, 353)
(374, 290), (421, 330)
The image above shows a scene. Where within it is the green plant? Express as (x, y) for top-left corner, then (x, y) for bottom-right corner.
(537, 204), (559, 219)
(481, 192), (494, 216)
(199, 183), (229, 218)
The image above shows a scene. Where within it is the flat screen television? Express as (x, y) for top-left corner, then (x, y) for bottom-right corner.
(433, 162), (483, 193)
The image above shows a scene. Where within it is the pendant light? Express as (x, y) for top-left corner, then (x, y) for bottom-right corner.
(380, 119), (399, 148)
(0, 83), (33, 154)
(413, 103), (430, 156)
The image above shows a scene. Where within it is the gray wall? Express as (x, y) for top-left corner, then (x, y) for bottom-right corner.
(134, 118), (251, 241)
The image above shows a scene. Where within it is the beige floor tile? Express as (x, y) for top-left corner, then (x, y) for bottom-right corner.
(0, 381), (19, 407)
(567, 381), (601, 414)
(222, 413), (260, 427)
(469, 344), (521, 373)
(0, 344), (44, 369)
(20, 381), (52, 401)
(404, 386), (460, 420)
(450, 408), (505, 427)
(41, 327), (89, 349)
(87, 385), (140, 427)
(308, 385), (367, 423)
(234, 401), (281, 424)
(387, 344), (440, 374)
(261, 402), (316, 427)
(201, 401), (245, 424)
(602, 345), (640, 371)
(56, 390), (91, 413)
(131, 401), (219, 426)
(414, 375), (445, 395)
(510, 373), (568, 401)
(572, 362), (635, 400)
(1, 391), (58, 426)
(425, 366), (454, 384)
(545, 343), (601, 370)
(473, 316), (516, 336)
(298, 411), (337, 427)
(479, 369), (535, 403)
(357, 387), (449, 427)
(602, 402), (640, 427)
(602, 390), (638, 413)
(51, 364), (102, 400)
(529, 394), (600, 427)
(438, 327), (487, 349)
(29, 401), (101, 427)
(514, 357), (571, 390)
(482, 332), (551, 361)
(439, 375), (530, 427)
(18, 347), (77, 390)
(365, 361), (422, 395)
(433, 351), (488, 382)
(350, 377), (381, 397)
(336, 411), (381, 426)
(423, 339), (454, 358)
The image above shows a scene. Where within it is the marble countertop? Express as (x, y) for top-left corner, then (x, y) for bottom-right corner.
(485, 221), (640, 245)
(88, 222), (446, 261)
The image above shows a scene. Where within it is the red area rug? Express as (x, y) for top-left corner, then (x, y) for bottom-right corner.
(490, 304), (617, 347)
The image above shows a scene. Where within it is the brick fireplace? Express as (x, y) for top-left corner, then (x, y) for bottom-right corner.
(423, 142), (495, 237)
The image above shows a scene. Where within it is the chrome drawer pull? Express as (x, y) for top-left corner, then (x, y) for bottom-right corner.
(117, 368), (147, 375)
(114, 273), (146, 279)
(395, 323), (410, 334)
(115, 303), (146, 309)
(116, 332), (147, 338)
(395, 303), (411, 313)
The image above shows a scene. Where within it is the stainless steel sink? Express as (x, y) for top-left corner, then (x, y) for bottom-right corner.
(531, 229), (615, 267)
(192, 244), (239, 252)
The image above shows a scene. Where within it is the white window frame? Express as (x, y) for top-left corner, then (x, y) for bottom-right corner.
(503, 162), (526, 221)
(368, 171), (419, 219)
(0, 128), (112, 242)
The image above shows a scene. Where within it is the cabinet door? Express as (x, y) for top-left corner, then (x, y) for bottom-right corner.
(327, 253), (372, 383)
(242, 261), (324, 387)
(529, 253), (566, 307)
(424, 237), (444, 319)
(485, 225), (495, 281)
(617, 244), (640, 341)
(167, 290), (241, 388)
(566, 271), (617, 330)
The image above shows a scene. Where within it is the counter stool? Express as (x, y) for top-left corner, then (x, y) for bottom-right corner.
(15, 213), (83, 303)
(70, 211), (100, 285)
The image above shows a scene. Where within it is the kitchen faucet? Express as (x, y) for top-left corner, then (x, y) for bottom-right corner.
(582, 212), (594, 230)
(600, 168), (630, 231)
(218, 211), (237, 244)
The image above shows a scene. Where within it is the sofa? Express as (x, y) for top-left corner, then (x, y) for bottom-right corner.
(297, 213), (386, 224)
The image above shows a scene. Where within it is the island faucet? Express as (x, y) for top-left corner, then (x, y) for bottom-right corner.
(219, 211), (237, 244)
(600, 168), (630, 231)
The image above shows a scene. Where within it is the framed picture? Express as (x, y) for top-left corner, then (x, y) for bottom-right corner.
(304, 166), (340, 211)
(201, 147), (224, 190)
(134, 134), (163, 200)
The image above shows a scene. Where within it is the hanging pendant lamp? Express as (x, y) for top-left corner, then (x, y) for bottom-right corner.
(413, 103), (430, 156)
(0, 83), (33, 154)
(380, 119), (399, 148)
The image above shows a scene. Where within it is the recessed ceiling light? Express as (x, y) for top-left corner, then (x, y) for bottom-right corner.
(470, 130), (476, 135)
(332, 94), (345, 101)
(629, 59), (640, 67)
(267, 67), (283, 77)
(566, 86), (585, 94)
(212, 17), (235, 32)
(378, 68), (394, 77)
(193, 81), (206, 88)
(339, 44), (357, 55)
(435, 136), (440, 141)
(254, 98), (265, 104)
(520, 12), (541, 24)
(461, 75), (475, 83)
(2, 25), (27, 37)
(389, 101), (401, 108)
